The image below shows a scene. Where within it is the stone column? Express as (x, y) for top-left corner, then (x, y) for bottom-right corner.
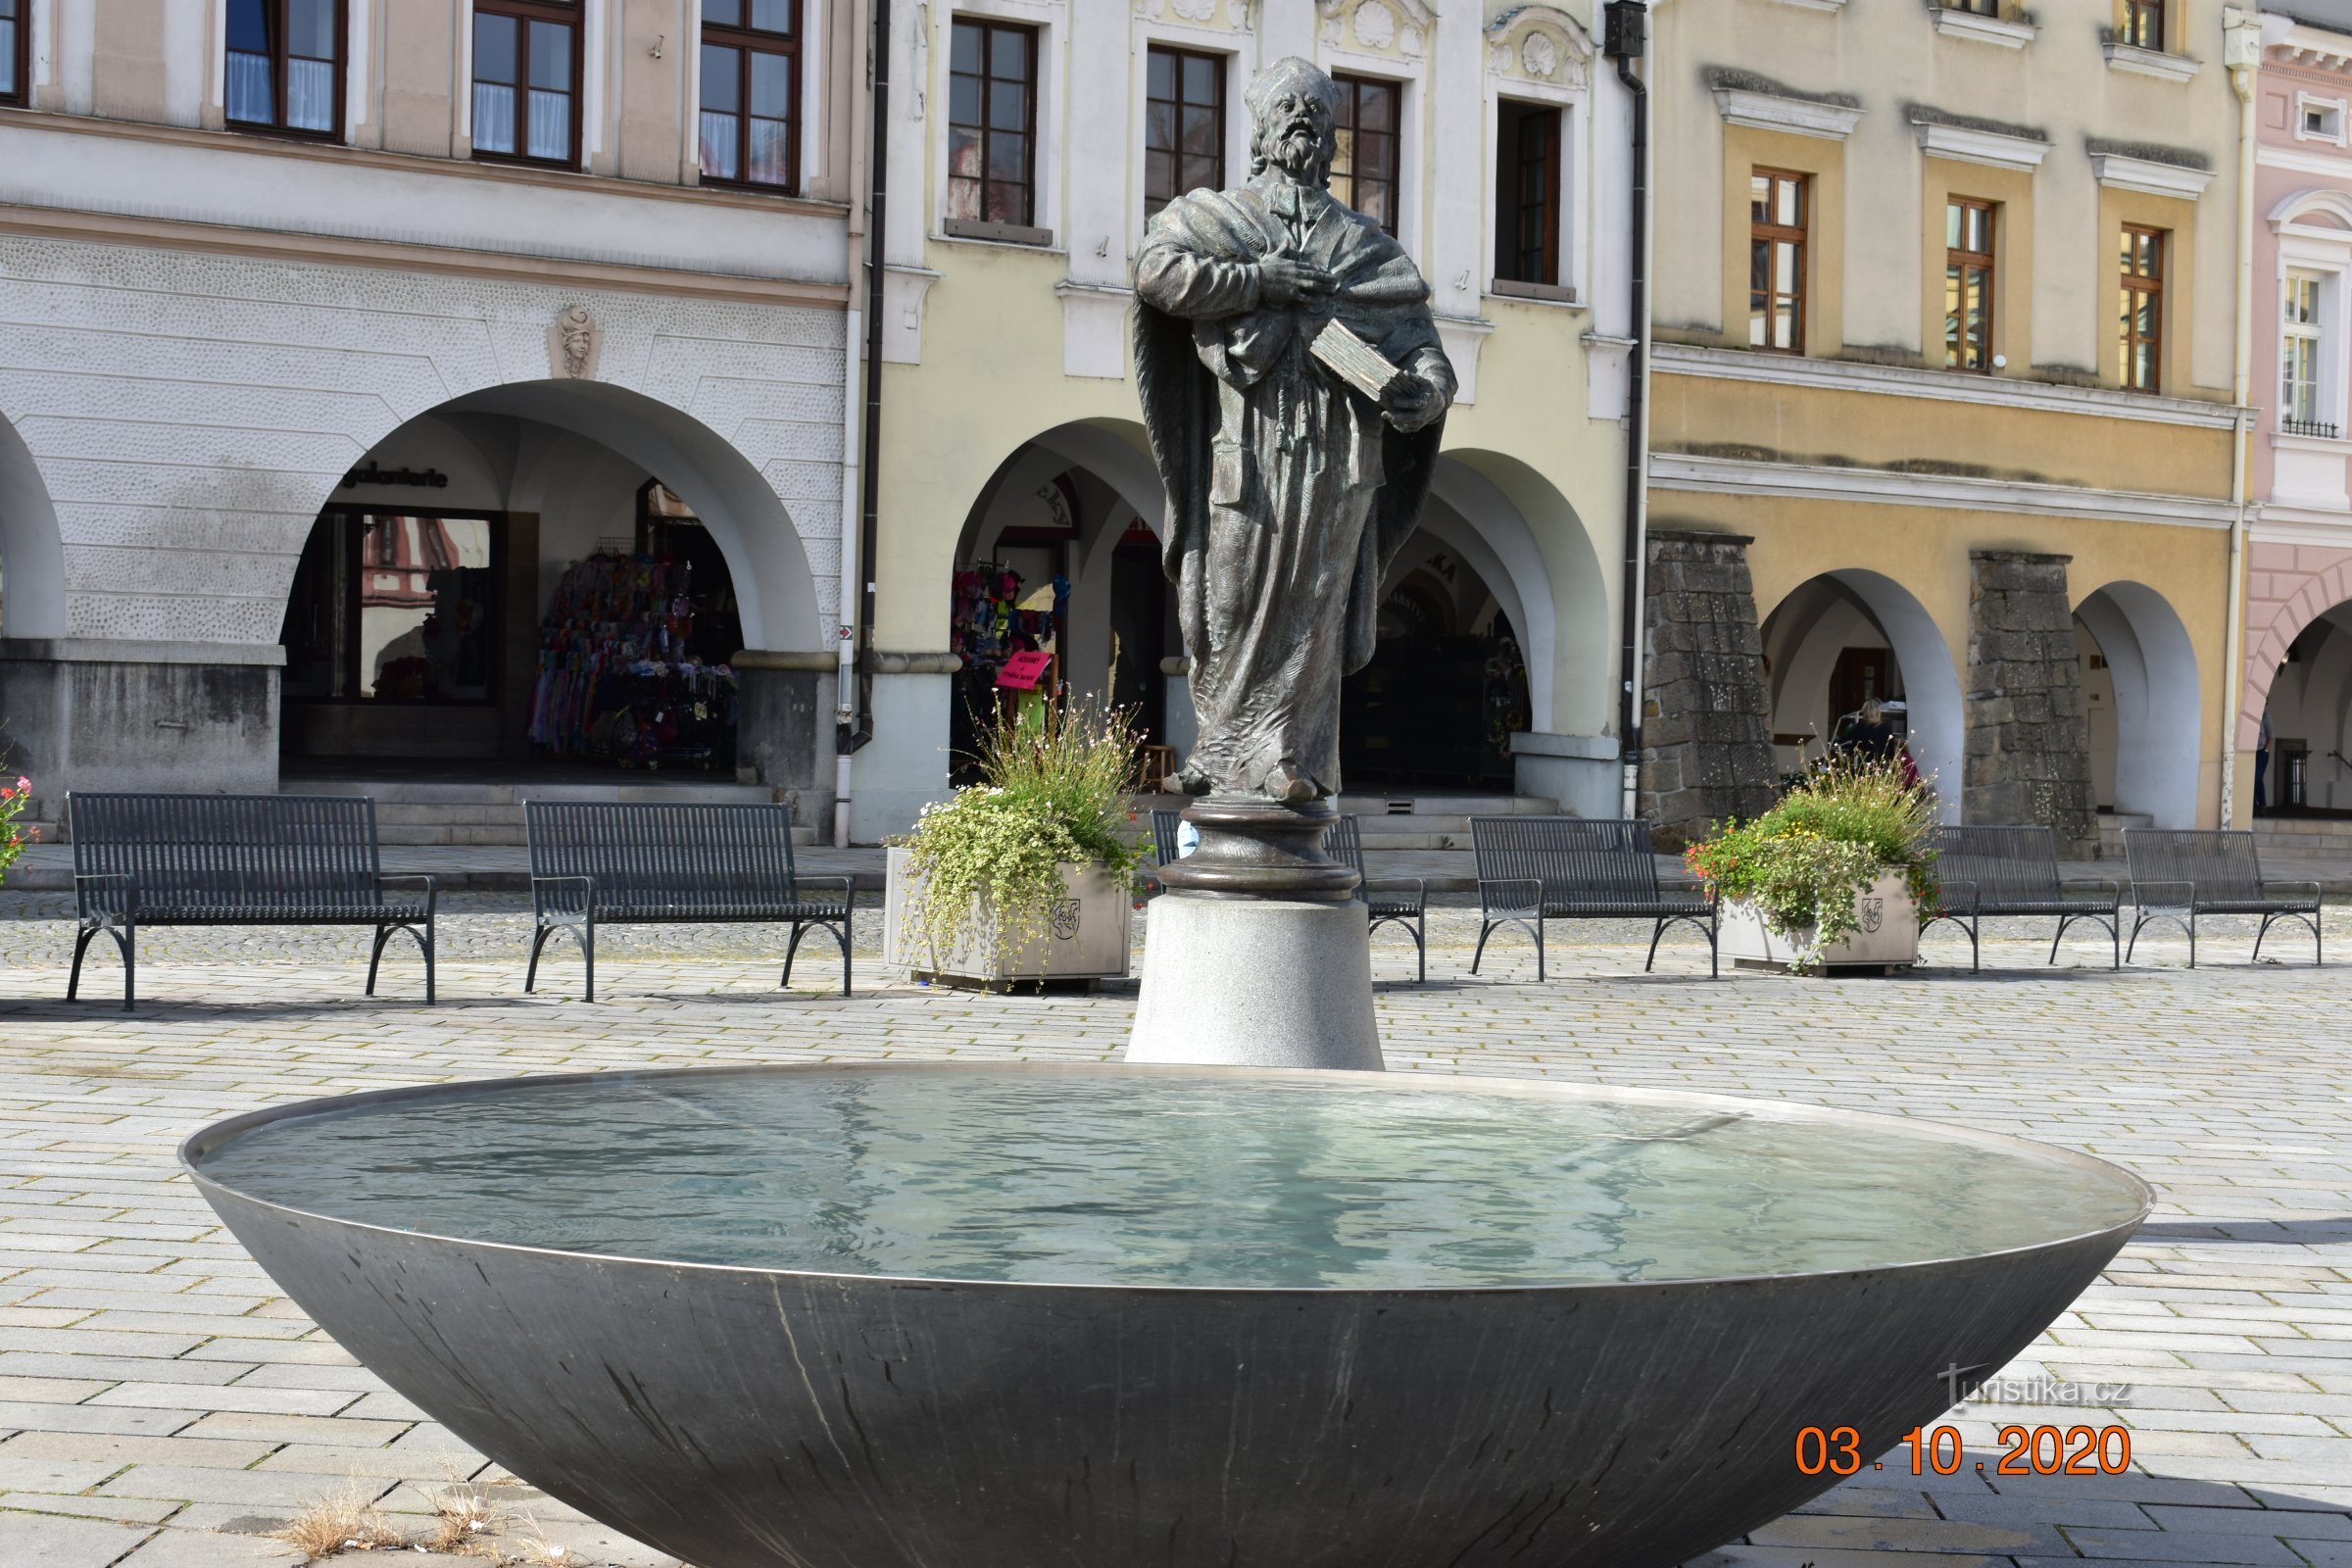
(1638, 529), (1777, 850)
(1965, 551), (2097, 858)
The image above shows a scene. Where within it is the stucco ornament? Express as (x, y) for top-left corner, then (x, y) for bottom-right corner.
(1170, 0), (1216, 20)
(548, 305), (601, 379)
(1352, 1), (1396, 49)
(1132, 56), (1456, 802)
(1521, 29), (1561, 78)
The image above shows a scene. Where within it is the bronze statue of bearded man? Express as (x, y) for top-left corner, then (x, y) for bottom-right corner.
(1133, 55), (1455, 805)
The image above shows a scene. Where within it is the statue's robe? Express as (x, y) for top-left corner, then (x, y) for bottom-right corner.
(1134, 172), (1453, 799)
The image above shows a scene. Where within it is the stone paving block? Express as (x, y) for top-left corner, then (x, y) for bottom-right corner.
(1749, 1512), (2070, 1555)
(114, 1531), (306, 1567)
(0, 1352), (249, 1387)
(1, 1431), (281, 1470)
(0, 1510), (154, 1566)
(88, 1383), (353, 1418)
(0, 1399), (195, 1437)
(2064, 1528), (2310, 1563)
(0, 1492), (181, 1524)
(1690, 1548), (2011, 1568)
(2140, 1504), (2352, 1538)
(96, 1463), (388, 1508)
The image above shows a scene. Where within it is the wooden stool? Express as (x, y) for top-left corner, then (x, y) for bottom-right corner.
(1139, 744), (1177, 794)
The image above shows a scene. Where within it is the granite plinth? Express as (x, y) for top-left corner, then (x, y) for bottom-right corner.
(1127, 893), (1383, 1070)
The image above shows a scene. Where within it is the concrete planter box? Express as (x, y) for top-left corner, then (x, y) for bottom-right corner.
(1720, 871), (1919, 972)
(883, 847), (1133, 986)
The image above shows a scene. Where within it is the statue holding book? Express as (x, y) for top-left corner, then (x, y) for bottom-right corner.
(1134, 56), (1455, 806)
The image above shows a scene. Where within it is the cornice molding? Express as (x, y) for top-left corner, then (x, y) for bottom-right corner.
(2089, 151), (2215, 201)
(0, 106), (850, 220)
(2103, 42), (2201, 81)
(1710, 86), (1865, 141)
(1649, 452), (2238, 528)
(1650, 343), (2245, 429)
(1928, 8), (2035, 48)
(1914, 120), (2050, 172)
(0, 203), (852, 309)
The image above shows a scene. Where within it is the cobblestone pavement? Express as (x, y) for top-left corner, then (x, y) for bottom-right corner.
(0, 894), (2345, 1566)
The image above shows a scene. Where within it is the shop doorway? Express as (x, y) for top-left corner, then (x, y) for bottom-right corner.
(1341, 540), (1530, 790)
(278, 425), (750, 773)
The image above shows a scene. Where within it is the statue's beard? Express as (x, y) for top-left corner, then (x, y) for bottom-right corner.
(1268, 122), (1324, 181)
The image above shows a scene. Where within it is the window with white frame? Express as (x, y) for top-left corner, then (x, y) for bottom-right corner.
(2283, 272), (2331, 436)
(2300, 95), (2347, 146)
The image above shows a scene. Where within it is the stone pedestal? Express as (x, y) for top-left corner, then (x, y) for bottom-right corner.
(1128, 896), (1382, 1070)
(1127, 795), (1384, 1070)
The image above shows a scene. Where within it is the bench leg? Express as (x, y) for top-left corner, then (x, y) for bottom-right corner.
(368, 922), (435, 1004)
(2047, 919), (2066, 966)
(839, 919), (854, 998)
(68, 925), (99, 1003)
(782, 922), (808, 989)
(1643, 919), (1667, 973)
(525, 925), (551, 993)
(1472, 920), (1497, 975)
(1708, 910), (1719, 979)
(2186, 911), (2197, 970)
(1969, 914), (1981, 973)
(1414, 910), (1426, 987)
(69, 922), (135, 1010)
(1535, 917), (1546, 984)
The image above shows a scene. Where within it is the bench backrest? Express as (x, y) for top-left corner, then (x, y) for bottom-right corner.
(1324, 813), (1368, 898)
(69, 793), (384, 915)
(525, 801), (804, 905)
(2125, 828), (2266, 902)
(1151, 808), (1185, 867)
(1933, 825), (2062, 901)
(1472, 816), (1659, 904)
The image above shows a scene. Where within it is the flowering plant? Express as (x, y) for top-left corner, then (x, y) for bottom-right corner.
(893, 701), (1148, 971)
(0, 775), (34, 887)
(1683, 757), (1937, 972)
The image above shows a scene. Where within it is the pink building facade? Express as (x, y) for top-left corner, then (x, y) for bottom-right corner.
(2250, 7), (2352, 810)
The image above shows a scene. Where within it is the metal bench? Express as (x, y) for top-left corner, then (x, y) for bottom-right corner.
(1324, 813), (1429, 984)
(1470, 816), (1717, 981)
(523, 801), (854, 1001)
(67, 793), (434, 1010)
(1924, 825), (2124, 971)
(1147, 808), (1185, 895)
(2124, 828), (2323, 968)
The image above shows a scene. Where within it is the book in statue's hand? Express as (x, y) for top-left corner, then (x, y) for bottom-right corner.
(1309, 318), (1410, 405)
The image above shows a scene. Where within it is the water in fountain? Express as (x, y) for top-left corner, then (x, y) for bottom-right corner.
(197, 1069), (2144, 1290)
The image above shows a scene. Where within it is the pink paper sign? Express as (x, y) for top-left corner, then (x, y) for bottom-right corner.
(996, 651), (1053, 690)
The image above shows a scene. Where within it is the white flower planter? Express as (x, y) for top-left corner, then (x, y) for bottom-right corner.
(882, 847), (1134, 987)
(1719, 871), (1919, 972)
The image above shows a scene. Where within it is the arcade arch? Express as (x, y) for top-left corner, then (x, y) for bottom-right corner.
(943, 424), (1602, 795)
(0, 406), (65, 639)
(2073, 581), (2200, 828)
(1761, 569), (1964, 821)
(273, 381), (821, 774)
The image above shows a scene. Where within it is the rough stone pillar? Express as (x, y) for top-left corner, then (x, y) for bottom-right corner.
(1638, 529), (1777, 850)
(1965, 551), (2097, 858)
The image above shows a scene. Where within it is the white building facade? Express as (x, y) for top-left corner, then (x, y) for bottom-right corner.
(0, 0), (864, 823)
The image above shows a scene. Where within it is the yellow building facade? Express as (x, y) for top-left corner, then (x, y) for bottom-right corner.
(1641, 0), (2249, 850)
(850, 0), (1639, 838)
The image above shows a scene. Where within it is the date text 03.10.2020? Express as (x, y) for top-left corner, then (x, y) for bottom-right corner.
(1795, 1424), (2132, 1478)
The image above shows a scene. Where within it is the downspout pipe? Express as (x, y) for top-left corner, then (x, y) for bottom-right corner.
(836, 0), (891, 848)
(2221, 6), (2260, 828)
(1604, 2), (1650, 820)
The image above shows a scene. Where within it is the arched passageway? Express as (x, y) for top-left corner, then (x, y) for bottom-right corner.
(2074, 581), (2200, 828)
(942, 425), (1608, 800)
(273, 382), (820, 776)
(1761, 569), (1963, 821)
(0, 405), (65, 640)
(2256, 602), (2352, 813)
